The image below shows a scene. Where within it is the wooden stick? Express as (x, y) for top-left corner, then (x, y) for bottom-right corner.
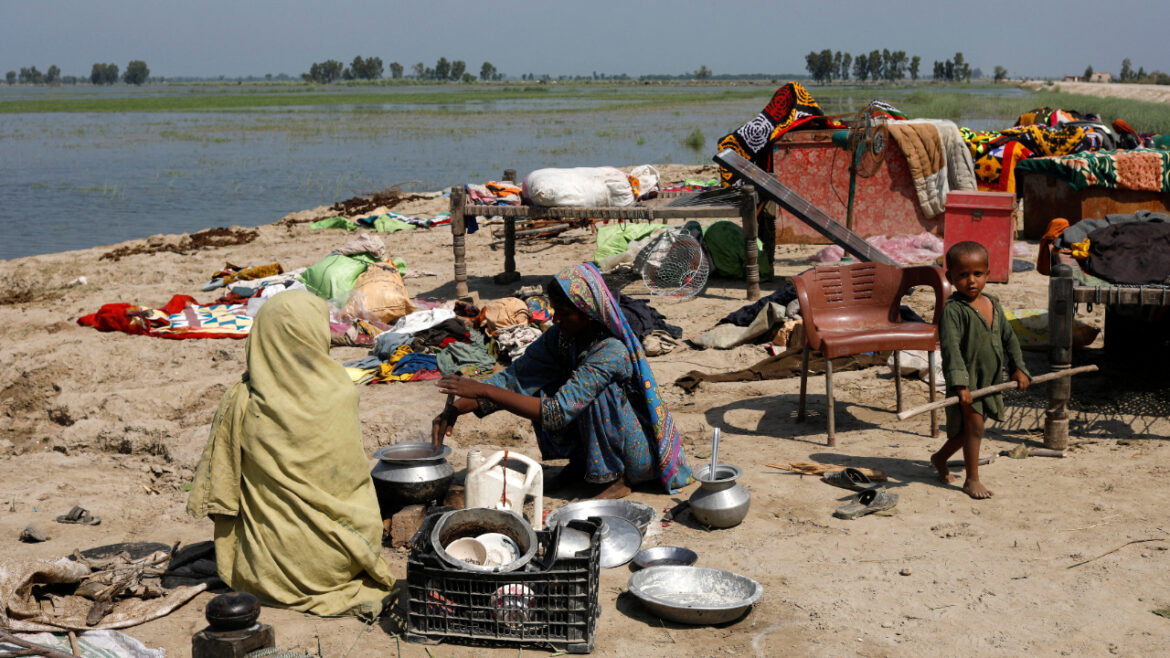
(67, 632), (80, 657)
(0, 630), (79, 658)
(946, 455), (995, 469)
(897, 365), (1099, 421)
(1067, 538), (1164, 569)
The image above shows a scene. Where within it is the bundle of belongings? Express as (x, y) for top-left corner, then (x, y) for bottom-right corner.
(1038, 211), (1170, 285)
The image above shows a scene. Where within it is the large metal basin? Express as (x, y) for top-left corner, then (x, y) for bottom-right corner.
(627, 566), (762, 625)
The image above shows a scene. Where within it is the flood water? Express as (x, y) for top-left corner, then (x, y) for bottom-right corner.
(0, 83), (1030, 260)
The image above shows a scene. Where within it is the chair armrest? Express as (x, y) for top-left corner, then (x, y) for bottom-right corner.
(793, 269), (822, 350)
(899, 265), (950, 324)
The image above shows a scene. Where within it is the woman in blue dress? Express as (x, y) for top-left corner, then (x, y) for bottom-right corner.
(434, 263), (691, 499)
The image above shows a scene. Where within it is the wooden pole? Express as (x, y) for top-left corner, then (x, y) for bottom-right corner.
(740, 184), (760, 300)
(895, 365), (1098, 421)
(450, 186), (468, 299)
(1046, 264), (1076, 449)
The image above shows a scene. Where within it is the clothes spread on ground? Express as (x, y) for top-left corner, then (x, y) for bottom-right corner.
(716, 82), (833, 186)
(413, 318), (470, 348)
(612, 292), (682, 340)
(476, 263), (692, 493)
(390, 308), (456, 334)
(496, 324), (543, 361)
(436, 341), (497, 376)
(1085, 221), (1170, 284)
(77, 294), (252, 340)
(673, 348), (890, 393)
(717, 281), (798, 326)
(939, 292), (1031, 436)
(1014, 148), (1170, 193)
(186, 291), (395, 618)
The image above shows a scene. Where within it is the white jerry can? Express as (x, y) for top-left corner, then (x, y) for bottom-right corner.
(465, 449), (544, 530)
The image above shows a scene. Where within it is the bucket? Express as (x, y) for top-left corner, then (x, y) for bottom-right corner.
(465, 449), (544, 530)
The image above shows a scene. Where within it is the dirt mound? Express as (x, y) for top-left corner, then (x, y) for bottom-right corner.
(330, 190), (428, 217)
(100, 227), (259, 262)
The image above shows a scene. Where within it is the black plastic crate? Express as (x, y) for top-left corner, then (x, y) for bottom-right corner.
(404, 512), (600, 654)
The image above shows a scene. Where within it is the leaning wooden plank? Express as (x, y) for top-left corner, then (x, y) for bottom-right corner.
(896, 364), (1099, 420)
(712, 148), (897, 266)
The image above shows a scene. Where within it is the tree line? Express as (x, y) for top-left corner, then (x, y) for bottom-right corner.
(303, 56), (503, 84)
(805, 50), (993, 84)
(4, 60), (150, 85)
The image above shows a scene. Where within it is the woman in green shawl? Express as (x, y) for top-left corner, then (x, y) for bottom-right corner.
(187, 290), (395, 618)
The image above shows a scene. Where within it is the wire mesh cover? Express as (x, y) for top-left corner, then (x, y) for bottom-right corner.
(638, 230), (709, 300)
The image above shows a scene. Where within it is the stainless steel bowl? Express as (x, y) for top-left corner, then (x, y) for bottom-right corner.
(632, 546), (698, 570)
(627, 566), (763, 625)
(545, 499), (656, 536)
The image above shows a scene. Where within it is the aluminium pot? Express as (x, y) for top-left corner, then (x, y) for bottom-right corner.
(688, 463), (751, 528)
(370, 443), (454, 515)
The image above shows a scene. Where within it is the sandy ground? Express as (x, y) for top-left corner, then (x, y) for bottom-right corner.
(1020, 80), (1170, 104)
(2, 160), (1169, 657)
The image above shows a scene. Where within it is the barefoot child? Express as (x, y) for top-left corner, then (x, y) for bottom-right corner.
(931, 241), (1030, 499)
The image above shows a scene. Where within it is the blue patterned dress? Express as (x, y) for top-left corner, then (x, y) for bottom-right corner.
(476, 326), (657, 486)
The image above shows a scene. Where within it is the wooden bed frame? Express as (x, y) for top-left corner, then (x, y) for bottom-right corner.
(449, 180), (771, 300)
(1046, 254), (1170, 448)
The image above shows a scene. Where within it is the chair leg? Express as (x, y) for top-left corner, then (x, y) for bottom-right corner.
(825, 357), (835, 446)
(893, 350), (903, 413)
(928, 350), (939, 438)
(798, 347), (809, 422)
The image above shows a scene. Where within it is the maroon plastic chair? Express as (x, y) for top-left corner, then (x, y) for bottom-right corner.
(793, 262), (950, 445)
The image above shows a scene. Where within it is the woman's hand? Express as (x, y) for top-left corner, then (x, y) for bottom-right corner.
(437, 375), (486, 400)
(1012, 369), (1031, 391)
(432, 410), (456, 444)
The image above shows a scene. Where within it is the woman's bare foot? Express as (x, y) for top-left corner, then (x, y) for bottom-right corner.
(963, 479), (994, 499)
(930, 452), (956, 484)
(593, 478), (632, 500)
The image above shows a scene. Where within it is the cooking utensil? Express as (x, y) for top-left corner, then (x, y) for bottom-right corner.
(627, 566), (762, 625)
(709, 427), (720, 481)
(370, 442), (454, 511)
(632, 546), (698, 570)
(431, 508), (537, 573)
(545, 499), (656, 537)
(555, 516), (641, 568)
(688, 463), (751, 528)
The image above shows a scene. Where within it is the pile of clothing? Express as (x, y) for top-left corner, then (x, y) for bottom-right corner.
(1039, 211), (1170, 285)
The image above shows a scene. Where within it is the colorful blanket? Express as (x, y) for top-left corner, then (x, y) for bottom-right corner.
(77, 294), (251, 339)
(716, 82), (830, 186)
(1015, 148), (1170, 192)
(960, 124), (1092, 192)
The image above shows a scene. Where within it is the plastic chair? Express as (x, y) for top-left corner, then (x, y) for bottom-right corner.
(794, 262), (950, 446)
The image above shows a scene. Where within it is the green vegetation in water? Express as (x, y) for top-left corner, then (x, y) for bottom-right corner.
(683, 128), (705, 151)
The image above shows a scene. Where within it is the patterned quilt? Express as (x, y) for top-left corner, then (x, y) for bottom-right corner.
(1015, 148), (1170, 192)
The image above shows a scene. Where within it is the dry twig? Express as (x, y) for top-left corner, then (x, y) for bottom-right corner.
(1067, 538), (1165, 569)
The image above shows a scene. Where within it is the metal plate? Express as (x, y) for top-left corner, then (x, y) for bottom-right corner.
(545, 499), (656, 536)
(373, 442), (451, 463)
(632, 546), (698, 570)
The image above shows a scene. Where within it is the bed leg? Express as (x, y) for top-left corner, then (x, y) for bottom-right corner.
(451, 186), (468, 299)
(1045, 264), (1074, 450)
(741, 184), (760, 300)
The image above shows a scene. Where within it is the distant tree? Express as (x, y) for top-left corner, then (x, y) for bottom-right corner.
(1083, 65), (1093, 80)
(45, 65), (60, 84)
(971, 67), (983, 80)
(449, 59), (466, 81)
(123, 60), (149, 85)
(909, 55), (921, 81)
(853, 52), (869, 81)
(944, 59), (955, 81)
(479, 61), (496, 81)
(880, 49), (892, 81)
(694, 64), (711, 80)
(953, 52), (970, 81)
(868, 50), (881, 81)
(892, 50), (907, 80)
(389, 61), (403, 79)
(19, 66), (44, 84)
(349, 56), (382, 80)
(434, 57), (450, 81)
(412, 62), (425, 79)
(833, 51), (843, 80)
(805, 50), (834, 84)
(840, 53), (851, 81)
(1119, 58), (1132, 82)
(5, 71), (15, 84)
(993, 65), (1008, 83)
(304, 60), (343, 83)
(424, 67), (435, 80)
(1137, 66), (1146, 80)
(461, 72), (476, 83)
(932, 60), (943, 80)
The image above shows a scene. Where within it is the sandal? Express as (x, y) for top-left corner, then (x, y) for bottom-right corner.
(56, 506), (101, 526)
(833, 488), (898, 520)
(821, 468), (877, 492)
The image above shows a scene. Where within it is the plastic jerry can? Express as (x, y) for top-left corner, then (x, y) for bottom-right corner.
(465, 449), (544, 530)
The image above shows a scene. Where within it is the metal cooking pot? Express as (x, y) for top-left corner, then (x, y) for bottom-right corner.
(431, 508), (538, 572)
(370, 443), (454, 514)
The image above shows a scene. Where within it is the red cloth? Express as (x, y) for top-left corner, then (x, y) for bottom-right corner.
(1037, 218), (1071, 276)
(77, 295), (197, 336)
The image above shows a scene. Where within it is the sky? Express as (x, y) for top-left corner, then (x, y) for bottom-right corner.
(2, 0), (1167, 81)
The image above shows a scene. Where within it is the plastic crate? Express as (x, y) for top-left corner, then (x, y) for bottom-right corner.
(404, 512), (601, 654)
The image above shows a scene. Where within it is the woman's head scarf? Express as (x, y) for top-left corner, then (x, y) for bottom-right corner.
(554, 263), (692, 492)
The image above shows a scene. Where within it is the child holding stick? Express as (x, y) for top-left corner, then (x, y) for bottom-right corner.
(931, 241), (1030, 499)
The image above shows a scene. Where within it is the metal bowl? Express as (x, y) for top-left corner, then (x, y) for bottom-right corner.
(627, 566), (763, 625)
(545, 499), (656, 536)
(632, 546), (698, 570)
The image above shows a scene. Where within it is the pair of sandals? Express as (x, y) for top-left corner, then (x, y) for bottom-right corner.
(821, 468), (898, 520)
